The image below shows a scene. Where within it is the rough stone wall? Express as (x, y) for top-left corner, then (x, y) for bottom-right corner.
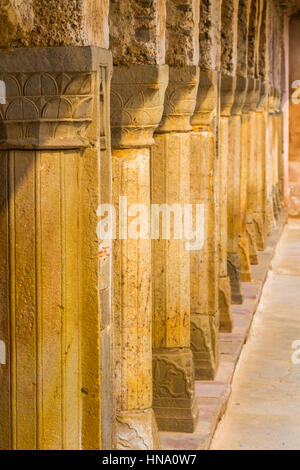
(221, 0), (239, 75)
(0, 0), (34, 47)
(165, 0), (200, 65)
(247, 0), (259, 79)
(199, 0), (221, 71)
(268, 0), (275, 89)
(254, 0), (263, 78)
(236, 0), (251, 77)
(1, 0), (109, 48)
(259, 0), (268, 80)
(109, 0), (166, 65)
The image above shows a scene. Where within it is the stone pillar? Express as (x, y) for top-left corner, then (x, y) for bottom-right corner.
(152, 66), (199, 432)
(275, 90), (284, 213)
(277, 95), (285, 210)
(111, 65), (168, 449)
(0, 46), (112, 450)
(265, 90), (277, 233)
(227, 75), (248, 305)
(239, 78), (257, 279)
(268, 89), (282, 224)
(190, 70), (219, 379)
(219, 74), (235, 331)
(253, 81), (268, 250)
(246, 78), (261, 264)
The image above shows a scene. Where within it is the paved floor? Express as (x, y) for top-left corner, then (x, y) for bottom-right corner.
(211, 220), (300, 450)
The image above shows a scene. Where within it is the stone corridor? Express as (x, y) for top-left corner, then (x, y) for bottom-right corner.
(0, 0), (299, 451)
(211, 220), (300, 450)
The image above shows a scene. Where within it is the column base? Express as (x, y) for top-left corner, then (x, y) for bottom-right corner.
(191, 313), (219, 380)
(273, 185), (281, 221)
(253, 212), (266, 251)
(238, 235), (252, 282)
(153, 349), (199, 433)
(246, 222), (259, 265)
(219, 276), (234, 332)
(116, 409), (161, 450)
(227, 253), (243, 304)
(265, 198), (276, 234)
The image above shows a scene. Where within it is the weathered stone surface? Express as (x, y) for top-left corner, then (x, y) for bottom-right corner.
(116, 409), (161, 450)
(165, 0), (200, 66)
(109, 0), (166, 65)
(0, 0), (34, 47)
(199, 0), (221, 71)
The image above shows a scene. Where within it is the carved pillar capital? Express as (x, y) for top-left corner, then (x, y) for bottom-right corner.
(242, 77), (257, 114)
(0, 46), (112, 150)
(157, 66), (200, 133)
(191, 69), (218, 129)
(220, 73), (236, 117)
(231, 75), (248, 116)
(256, 81), (269, 112)
(111, 65), (169, 149)
(249, 79), (262, 112)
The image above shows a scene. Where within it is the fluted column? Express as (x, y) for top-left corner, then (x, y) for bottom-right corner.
(152, 66), (199, 433)
(0, 46), (112, 450)
(219, 74), (235, 331)
(190, 70), (219, 379)
(227, 75), (248, 305)
(111, 65), (169, 449)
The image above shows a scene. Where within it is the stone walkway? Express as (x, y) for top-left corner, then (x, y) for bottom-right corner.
(211, 220), (300, 450)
